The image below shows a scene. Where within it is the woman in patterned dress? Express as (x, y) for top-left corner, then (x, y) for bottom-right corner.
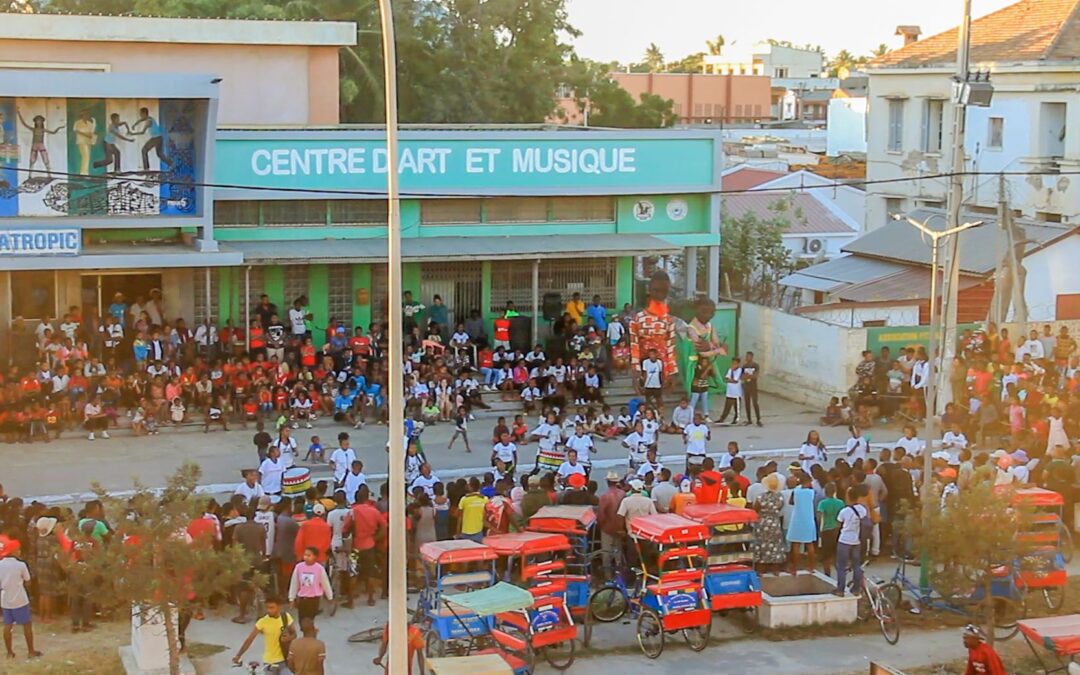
(32, 516), (64, 623)
(752, 473), (788, 574)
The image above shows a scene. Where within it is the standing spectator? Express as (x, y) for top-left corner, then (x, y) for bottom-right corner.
(786, 473), (817, 575)
(835, 486), (868, 597)
(741, 351), (762, 426)
(427, 295), (449, 337)
(565, 292), (586, 325)
(273, 501), (300, 596)
(0, 542), (41, 660)
(402, 291), (425, 334)
(288, 546), (333, 623)
(717, 357), (743, 425)
(232, 597), (295, 671)
(346, 485), (384, 607)
(586, 295), (608, 331)
(287, 618), (327, 675)
(752, 473), (787, 575)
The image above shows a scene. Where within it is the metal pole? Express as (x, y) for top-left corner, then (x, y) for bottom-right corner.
(919, 233), (941, 593)
(244, 266), (251, 347)
(377, 0), (407, 671)
(938, 0), (973, 409)
(532, 259), (540, 344)
(204, 268), (211, 324)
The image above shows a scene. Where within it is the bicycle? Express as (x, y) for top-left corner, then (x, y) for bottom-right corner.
(881, 557), (1026, 642)
(854, 574), (900, 645)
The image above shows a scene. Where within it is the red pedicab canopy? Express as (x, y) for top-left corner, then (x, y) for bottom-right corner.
(527, 505), (597, 534)
(682, 503), (759, 527)
(482, 531), (572, 557)
(1011, 487), (1065, 508)
(1019, 615), (1080, 656)
(628, 513), (710, 544)
(420, 539), (499, 565)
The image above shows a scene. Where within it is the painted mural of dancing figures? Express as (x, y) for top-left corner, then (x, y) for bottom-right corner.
(92, 112), (134, 173)
(72, 108), (97, 175)
(131, 107), (173, 172)
(16, 107), (63, 179)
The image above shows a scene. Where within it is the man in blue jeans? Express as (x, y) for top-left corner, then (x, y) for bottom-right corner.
(834, 485), (869, 597)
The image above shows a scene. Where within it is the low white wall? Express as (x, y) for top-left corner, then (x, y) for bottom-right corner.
(739, 302), (866, 405)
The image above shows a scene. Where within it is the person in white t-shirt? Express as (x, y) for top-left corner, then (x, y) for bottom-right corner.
(329, 432), (357, 487)
(940, 423), (969, 462)
(491, 432), (519, 474)
(834, 488), (867, 596)
(717, 357), (744, 425)
(259, 446), (287, 495)
(556, 449), (588, 486)
(636, 447), (664, 479)
(845, 425), (869, 465)
(623, 421), (648, 471)
(564, 426), (595, 472)
(235, 470), (266, 502)
(640, 349), (665, 409)
(895, 425), (925, 458)
(683, 412), (711, 473)
(288, 297), (310, 338)
(410, 463), (441, 499)
(716, 439), (740, 470)
(273, 429), (298, 468)
(342, 460), (368, 505)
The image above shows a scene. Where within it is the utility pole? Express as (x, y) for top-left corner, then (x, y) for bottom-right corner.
(376, 0), (408, 671)
(937, 0), (973, 411)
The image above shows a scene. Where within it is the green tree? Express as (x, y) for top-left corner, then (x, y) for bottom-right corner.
(720, 196), (796, 304)
(560, 59), (676, 128)
(61, 464), (262, 675)
(706, 34), (725, 55)
(666, 51), (705, 73)
(828, 49), (859, 77)
(642, 42), (666, 72)
(41, 0), (580, 124)
(872, 43), (890, 58)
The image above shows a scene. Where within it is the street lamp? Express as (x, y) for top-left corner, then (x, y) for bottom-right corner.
(895, 212), (981, 589)
(376, 0), (408, 671)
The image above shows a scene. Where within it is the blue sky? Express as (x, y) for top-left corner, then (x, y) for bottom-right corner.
(565, 0), (1018, 63)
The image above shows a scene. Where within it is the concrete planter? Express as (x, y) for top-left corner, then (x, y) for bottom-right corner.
(119, 604), (195, 675)
(759, 571), (859, 628)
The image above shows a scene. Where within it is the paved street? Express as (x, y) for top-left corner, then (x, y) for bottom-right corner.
(10, 392), (868, 501)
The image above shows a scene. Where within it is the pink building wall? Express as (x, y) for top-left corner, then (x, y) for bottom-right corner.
(0, 39), (343, 125)
(612, 72), (773, 124)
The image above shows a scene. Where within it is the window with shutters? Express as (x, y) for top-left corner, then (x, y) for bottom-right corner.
(421, 199), (483, 224)
(489, 258), (616, 314)
(193, 268), (219, 325)
(214, 201), (259, 227)
(329, 200), (387, 226)
(262, 200), (328, 226)
(327, 265), (353, 328)
(245, 267), (265, 323)
(922, 99), (945, 154)
(485, 198), (548, 223)
(549, 197), (614, 223)
(888, 99), (905, 152)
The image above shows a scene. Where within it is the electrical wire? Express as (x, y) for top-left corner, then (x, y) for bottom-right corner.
(6, 164), (1080, 199)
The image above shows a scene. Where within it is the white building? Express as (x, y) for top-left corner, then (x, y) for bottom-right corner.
(705, 42), (824, 79)
(864, 0), (1080, 230)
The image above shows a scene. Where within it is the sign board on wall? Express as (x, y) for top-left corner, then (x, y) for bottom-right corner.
(214, 134), (718, 193)
(865, 323), (980, 355)
(0, 227), (80, 255)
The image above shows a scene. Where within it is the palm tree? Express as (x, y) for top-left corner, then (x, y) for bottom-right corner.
(643, 43), (665, 72)
(706, 34), (725, 55)
(828, 49), (858, 77)
(872, 43), (890, 57)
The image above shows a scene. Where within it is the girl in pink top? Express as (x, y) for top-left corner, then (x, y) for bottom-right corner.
(288, 547), (334, 622)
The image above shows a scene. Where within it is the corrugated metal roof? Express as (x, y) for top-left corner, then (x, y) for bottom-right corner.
(720, 167), (787, 191)
(723, 193), (857, 235)
(222, 234), (680, 264)
(835, 267), (983, 303)
(778, 254), (907, 291)
(841, 210), (1074, 274)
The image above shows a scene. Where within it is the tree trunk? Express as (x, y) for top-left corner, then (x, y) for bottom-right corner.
(160, 603), (181, 675)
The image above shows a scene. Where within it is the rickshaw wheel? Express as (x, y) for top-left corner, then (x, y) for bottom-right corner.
(682, 614), (711, 652)
(636, 609), (664, 659)
(975, 596), (1024, 642)
(1042, 585), (1067, 612)
(739, 606), (760, 634)
(589, 586), (628, 623)
(542, 639), (576, 671)
(1059, 524), (1074, 564)
(424, 630), (446, 658)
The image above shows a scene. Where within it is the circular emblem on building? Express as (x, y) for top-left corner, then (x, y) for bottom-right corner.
(633, 199), (655, 222)
(666, 199), (689, 221)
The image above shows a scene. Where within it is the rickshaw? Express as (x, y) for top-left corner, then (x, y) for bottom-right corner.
(526, 505), (599, 642)
(416, 540), (501, 658)
(1018, 614), (1080, 674)
(483, 531), (578, 669)
(426, 653), (515, 675)
(682, 502), (762, 632)
(1012, 487), (1070, 610)
(589, 513), (713, 659)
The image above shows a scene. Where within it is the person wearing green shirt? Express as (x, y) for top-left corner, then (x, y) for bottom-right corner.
(503, 301), (520, 318)
(816, 483), (845, 577)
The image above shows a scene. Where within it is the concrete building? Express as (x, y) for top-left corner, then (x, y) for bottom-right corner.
(0, 13), (355, 125)
(610, 72), (772, 125)
(0, 15), (725, 359)
(704, 42), (825, 80)
(865, 0), (1080, 230)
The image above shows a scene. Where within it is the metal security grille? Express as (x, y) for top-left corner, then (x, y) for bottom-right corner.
(214, 201), (259, 227)
(489, 258), (617, 313)
(283, 266), (309, 307)
(485, 198), (548, 223)
(550, 197), (615, 222)
(329, 200), (387, 226)
(420, 262), (482, 328)
(420, 199), (483, 224)
(327, 265), (354, 328)
(263, 200), (328, 226)
(193, 268), (219, 325)
(246, 267), (266, 322)
(371, 263), (388, 323)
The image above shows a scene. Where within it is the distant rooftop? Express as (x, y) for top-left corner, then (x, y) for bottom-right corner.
(0, 12), (357, 46)
(872, 0), (1080, 68)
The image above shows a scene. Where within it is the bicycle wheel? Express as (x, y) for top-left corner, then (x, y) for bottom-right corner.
(857, 587), (871, 622)
(682, 614), (711, 652)
(1043, 584), (1067, 612)
(542, 640), (576, 671)
(881, 583), (903, 613)
(637, 609), (665, 659)
(1059, 523), (1074, 564)
(589, 586), (628, 623)
(876, 595), (901, 645)
(975, 596), (1025, 642)
(347, 626), (385, 644)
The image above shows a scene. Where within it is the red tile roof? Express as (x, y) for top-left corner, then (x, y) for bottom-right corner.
(721, 167), (787, 191)
(872, 0), (1080, 68)
(723, 193), (856, 235)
